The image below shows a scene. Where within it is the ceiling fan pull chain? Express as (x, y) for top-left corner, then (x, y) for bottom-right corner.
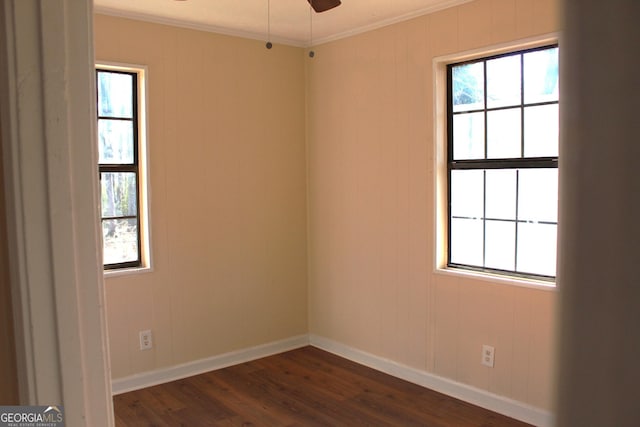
(309, 1), (315, 58)
(266, 0), (273, 49)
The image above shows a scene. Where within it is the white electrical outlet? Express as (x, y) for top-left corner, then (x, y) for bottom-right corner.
(482, 344), (495, 367)
(139, 330), (153, 350)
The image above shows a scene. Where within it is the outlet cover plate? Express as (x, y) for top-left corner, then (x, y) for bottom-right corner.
(482, 344), (495, 367)
(139, 330), (153, 350)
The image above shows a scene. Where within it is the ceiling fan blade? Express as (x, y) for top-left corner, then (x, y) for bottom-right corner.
(307, 0), (341, 13)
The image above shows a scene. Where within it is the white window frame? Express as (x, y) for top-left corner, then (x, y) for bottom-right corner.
(433, 35), (559, 290)
(97, 62), (152, 276)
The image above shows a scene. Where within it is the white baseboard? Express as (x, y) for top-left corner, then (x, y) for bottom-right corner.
(112, 333), (553, 426)
(309, 334), (554, 427)
(111, 335), (309, 395)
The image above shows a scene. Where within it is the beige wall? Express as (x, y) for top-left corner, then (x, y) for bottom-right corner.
(307, 0), (558, 410)
(94, 15), (308, 379)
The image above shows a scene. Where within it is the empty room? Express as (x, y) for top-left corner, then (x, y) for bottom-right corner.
(1, 0), (638, 426)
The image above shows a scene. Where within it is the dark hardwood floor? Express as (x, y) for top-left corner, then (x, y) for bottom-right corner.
(113, 346), (532, 426)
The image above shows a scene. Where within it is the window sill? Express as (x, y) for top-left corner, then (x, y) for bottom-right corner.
(435, 266), (556, 291)
(104, 265), (152, 279)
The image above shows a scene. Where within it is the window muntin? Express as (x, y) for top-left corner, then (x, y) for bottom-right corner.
(447, 45), (559, 280)
(97, 69), (141, 269)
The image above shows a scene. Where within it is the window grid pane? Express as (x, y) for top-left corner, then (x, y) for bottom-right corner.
(452, 62), (485, 112)
(98, 71), (134, 118)
(98, 119), (135, 164)
(447, 45), (559, 280)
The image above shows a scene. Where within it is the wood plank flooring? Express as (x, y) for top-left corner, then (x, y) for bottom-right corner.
(113, 346), (532, 426)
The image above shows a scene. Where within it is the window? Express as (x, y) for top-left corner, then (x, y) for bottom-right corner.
(96, 67), (148, 270)
(447, 45), (559, 280)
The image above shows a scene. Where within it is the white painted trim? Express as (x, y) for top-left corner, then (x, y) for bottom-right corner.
(112, 335), (309, 395)
(435, 266), (557, 291)
(0, 0), (113, 423)
(313, 0), (474, 46)
(112, 333), (553, 425)
(95, 0), (474, 48)
(94, 7), (304, 47)
(309, 335), (554, 427)
(432, 33), (560, 66)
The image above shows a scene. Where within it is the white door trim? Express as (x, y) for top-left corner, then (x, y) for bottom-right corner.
(0, 1), (113, 424)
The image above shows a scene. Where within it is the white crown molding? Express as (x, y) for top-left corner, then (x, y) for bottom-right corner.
(94, 6), (306, 47)
(111, 335), (309, 395)
(95, 0), (473, 48)
(312, 0), (474, 46)
(309, 334), (554, 427)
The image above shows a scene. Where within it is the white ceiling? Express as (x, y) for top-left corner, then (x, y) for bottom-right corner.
(94, 0), (472, 47)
